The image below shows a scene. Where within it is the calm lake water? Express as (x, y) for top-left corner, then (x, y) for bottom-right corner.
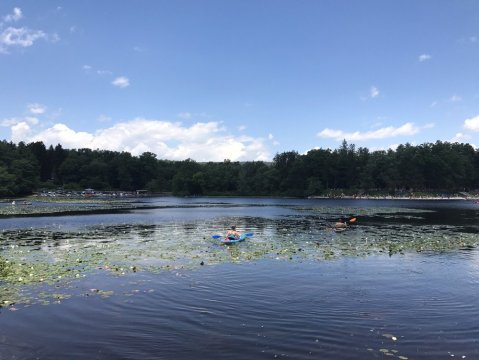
(1, 197), (479, 359)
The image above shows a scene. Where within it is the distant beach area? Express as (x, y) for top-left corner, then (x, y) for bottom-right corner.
(308, 191), (479, 201)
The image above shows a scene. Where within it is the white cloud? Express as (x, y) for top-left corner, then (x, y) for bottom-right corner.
(11, 118), (271, 161)
(0, 27), (47, 52)
(1, 118), (18, 127)
(28, 103), (46, 115)
(238, 125), (246, 131)
(27, 117), (40, 125)
(318, 122), (430, 141)
(82, 65), (92, 71)
(1, 116), (38, 127)
(450, 132), (471, 142)
(419, 54), (432, 62)
(11, 122), (32, 142)
(464, 115), (479, 131)
(3, 8), (23, 23)
(470, 36), (477, 43)
(449, 95), (462, 102)
(0, 8), (57, 53)
(361, 86), (380, 101)
(112, 76), (130, 88)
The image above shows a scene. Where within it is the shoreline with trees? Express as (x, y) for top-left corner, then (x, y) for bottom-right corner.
(1, 139), (479, 200)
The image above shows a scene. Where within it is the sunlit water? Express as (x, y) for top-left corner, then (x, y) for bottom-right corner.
(1, 197), (479, 359)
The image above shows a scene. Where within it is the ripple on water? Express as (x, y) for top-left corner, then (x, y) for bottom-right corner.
(1, 199), (479, 358)
(2, 256), (479, 359)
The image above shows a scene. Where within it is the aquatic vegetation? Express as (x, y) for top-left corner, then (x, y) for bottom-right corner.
(0, 256), (11, 277)
(0, 199), (147, 217)
(0, 202), (478, 308)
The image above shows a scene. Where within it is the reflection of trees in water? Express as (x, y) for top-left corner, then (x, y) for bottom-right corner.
(0, 202), (477, 311)
(0, 212), (477, 273)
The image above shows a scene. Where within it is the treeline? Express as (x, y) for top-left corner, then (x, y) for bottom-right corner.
(1, 140), (478, 197)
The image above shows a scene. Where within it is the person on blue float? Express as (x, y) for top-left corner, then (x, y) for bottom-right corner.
(226, 225), (241, 240)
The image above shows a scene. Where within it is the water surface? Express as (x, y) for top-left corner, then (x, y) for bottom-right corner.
(1, 197), (478, 359)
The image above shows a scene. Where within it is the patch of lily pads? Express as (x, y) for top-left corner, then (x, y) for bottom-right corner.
(0, 197), (152, 218)
(1, 205), (478, 308)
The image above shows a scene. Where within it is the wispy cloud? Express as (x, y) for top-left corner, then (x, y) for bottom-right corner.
(1, 116), (39, 127)
(449, 95), (462, 102)
(464, 115), (479, 131)
(361, 86), (380, 101)
(2, 103), (46, 126)
(458, 35), (477, 44)
(10, 118), (271, 161)
(82, 64), (112, 76)
(27, 103), (46, 115)
(97, 114), (112, 123)
(268, 133), (279, 146)
(97, 69), (113, 76)
(177, 112), (192, 119)
(318, 122), (433, 142)
(112, 76), (130, 88)
(418, 54), (432, 62)
(3, 7), (23, 23)
(176, 112), (214, 120)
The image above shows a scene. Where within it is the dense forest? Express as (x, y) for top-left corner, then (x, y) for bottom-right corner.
(1, 140), (478, 198)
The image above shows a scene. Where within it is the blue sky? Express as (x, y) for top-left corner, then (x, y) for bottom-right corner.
(1, 0), (478, 161)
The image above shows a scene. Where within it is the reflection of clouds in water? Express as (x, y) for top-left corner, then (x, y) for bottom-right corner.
(1, 212), (479, 308)
(468, 249), (479, 277)
(1, 205), (478, 283)
(2, 199), (479, 315)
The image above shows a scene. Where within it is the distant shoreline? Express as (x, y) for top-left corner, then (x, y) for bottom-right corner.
(308, 195), (479, 201)
(2, 193), (479, 203)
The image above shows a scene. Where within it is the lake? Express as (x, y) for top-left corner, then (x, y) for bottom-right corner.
(1, 197), (478, 359)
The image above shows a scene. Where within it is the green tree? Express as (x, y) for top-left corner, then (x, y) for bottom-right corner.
(0, 165), (15, 196)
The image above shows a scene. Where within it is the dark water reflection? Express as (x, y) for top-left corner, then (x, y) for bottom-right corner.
(0, 197), (479, 359)
(1, 255), (479, 359)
